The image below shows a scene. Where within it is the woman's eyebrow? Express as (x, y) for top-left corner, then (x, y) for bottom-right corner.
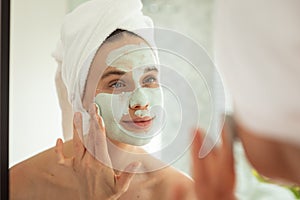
(101, 70), (126, 80)
(101, 67), (158, 79)
(144, 66), (158, 73)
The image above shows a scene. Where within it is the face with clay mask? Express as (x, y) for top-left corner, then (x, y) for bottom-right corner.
(83, 32), (163, 146)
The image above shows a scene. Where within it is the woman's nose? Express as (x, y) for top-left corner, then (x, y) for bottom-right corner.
(129, 88), (149, 110)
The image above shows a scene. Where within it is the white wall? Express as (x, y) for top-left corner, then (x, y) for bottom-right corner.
(9, 0), (68, 167)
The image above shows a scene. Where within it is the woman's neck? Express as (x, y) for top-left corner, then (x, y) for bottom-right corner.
(106, 138), (145, 171)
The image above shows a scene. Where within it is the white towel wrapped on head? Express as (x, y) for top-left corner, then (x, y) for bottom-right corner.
(52, 0), (154, 140)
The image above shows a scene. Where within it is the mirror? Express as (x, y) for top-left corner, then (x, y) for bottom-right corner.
(1, 0), (10, 199)
(7, 1), (298, 199)
(9, 0), (215, 171)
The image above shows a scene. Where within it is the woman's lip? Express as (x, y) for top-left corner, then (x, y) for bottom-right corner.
(123, 116), (153, 123)
(133, 120), (152, 128)
(122, 117), (154, 128)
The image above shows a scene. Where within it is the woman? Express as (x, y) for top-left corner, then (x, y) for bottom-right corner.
(9, 0), (196, 199)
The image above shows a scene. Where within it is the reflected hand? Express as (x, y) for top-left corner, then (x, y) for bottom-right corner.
(55, 105), (141, 200)
(171, 125), (236, 200)
(191, 126), (236, 200)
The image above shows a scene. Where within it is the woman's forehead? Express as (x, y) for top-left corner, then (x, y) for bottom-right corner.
(94, 37), (152, 68)
(83, 35), (155, 109)
(101, 65), (158, 79)
(87, 37), (148, 88)
(108, 45), (156, 71)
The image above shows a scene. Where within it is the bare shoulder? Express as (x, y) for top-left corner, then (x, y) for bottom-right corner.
(10, 140), (72, 175)
(10, 157), (36, 199)
(10, 143), (58, 187)
(165, 166), (193, 183)
(9, 140), (76, 200)
(151, 166), (196, 199)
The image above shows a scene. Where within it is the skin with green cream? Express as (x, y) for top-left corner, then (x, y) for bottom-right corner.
(95, 43), (163, 146)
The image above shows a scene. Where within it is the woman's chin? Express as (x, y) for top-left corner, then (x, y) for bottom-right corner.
(108, 135), (152, 147)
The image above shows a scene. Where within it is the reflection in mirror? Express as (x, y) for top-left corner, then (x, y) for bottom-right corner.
(9, 0), (216, 199)
(9, 0), (215, 174)
(9, 0), (299, 199)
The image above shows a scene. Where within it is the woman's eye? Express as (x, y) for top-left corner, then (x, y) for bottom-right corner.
(143, 76), (157, 85)
(110, 81), (126, 88)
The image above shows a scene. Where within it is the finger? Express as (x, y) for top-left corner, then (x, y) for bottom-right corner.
(87, 103), (112, 166)
(73, 112), (85, 161)
(86, 124), (95, 159)
(221, 119), (234, 161)
(192, 129), (207, 165)
(55, 138), (73, 167)
(55, 138), (65, 164)
(95, 103), (105, 131)
(216, 119), (236, 186)
(191, 129), (206, 181)
(85, 103), (102, 159)
(220, 124), (235, 182)
(116, 162), (141, 193)
(192, 129), (220, 188)
(93, 107), (111, 165)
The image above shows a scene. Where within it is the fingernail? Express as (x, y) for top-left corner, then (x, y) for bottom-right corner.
(94, 103), (100, 116)
(99, 116), (105, 128)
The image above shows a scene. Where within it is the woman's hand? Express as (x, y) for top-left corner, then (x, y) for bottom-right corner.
(190, 126), (236, 200)
(55, 105), (140, 200)
(172, 122), (236, 200)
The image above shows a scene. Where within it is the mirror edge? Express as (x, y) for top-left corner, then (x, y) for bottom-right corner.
(1, 0), (10, 199)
